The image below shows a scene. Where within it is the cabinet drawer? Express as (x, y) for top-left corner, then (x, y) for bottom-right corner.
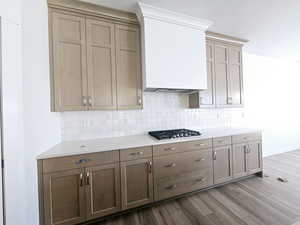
(120, 146), (152, 161)
(180, 139), (212, 152)
(153, 139), (212, 156)
(232, 133), (261, 144)
(154, 149), (212, 178)
(43, 151), (119, 173)
(213, 136), (231, 147)
(155, 169), (213, 201)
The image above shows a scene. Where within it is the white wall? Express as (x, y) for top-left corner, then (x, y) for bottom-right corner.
(243, 52), (300, 156)
(22, 0), (61, 225)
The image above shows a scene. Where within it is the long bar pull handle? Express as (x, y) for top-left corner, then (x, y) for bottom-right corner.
(86, 172), (90, 186)
(148, 161), (152, 173)
(79, 173), (83, 187)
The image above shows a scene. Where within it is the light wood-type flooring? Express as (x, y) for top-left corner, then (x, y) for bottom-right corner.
(90, 150), (300, 225)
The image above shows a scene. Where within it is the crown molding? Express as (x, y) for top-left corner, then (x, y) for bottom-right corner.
(136, 2), (213, 30)
(206, 31), (249, 45)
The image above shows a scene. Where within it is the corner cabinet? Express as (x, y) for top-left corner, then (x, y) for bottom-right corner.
(189, 34), (245, 108)
(49, 6), (142, 111)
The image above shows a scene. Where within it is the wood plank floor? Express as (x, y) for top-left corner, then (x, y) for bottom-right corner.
(91, 150), (300, 225)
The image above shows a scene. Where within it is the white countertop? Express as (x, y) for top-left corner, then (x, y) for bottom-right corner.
(37, 127), (261, 160)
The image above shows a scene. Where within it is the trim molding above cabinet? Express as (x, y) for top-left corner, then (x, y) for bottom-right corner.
(48, 0), (142, 111)
(189, 32), (247, 109)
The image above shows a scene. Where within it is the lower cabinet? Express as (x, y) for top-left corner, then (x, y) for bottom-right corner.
(120, 158), (153, 209)
(233, 141), (262, 177)
(43, 169), (86, 225)
(213, 146), (233, 184)
(85, 164), (121, 219)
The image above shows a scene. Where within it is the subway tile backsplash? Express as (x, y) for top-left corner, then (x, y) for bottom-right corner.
(61, 92), (246, 141)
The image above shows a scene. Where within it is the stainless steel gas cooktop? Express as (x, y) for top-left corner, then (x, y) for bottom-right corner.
(148, 129), (201, 140)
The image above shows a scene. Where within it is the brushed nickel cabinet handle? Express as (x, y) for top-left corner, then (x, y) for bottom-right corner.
(164, 147), (176, 151)
(86, 172), (90, 186)
(244, 145), (247, 154)
(247, 144), (251, 153)
(82, 97), (87, 106)
(79, 173), (83, 187)
(166, 184), (177, 190)
(165, 163), (176, 168)
(195, 177), (206, 183)
(148, 161), (152, 173)
(195, 158), (205, 162)
(75, 158), (91, 165)
(195, 143), (205, 147)
(130, 151), (144, 156)
(213, 151), (217, 160)
(138, 96), (142, 105)
(88, 97), (93, 107)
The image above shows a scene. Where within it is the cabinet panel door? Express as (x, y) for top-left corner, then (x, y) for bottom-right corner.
(247, 141), (262, 174)
(232, 143), (247, 178)
(121, 158), (153, 209)
(214, 44), (229, 107)
(213, 146), (232, 184)
(86, 19), (117, 110)
(228, 46), (243, 106)
(115, 24), (142, 109)
(85, 163), (121, 219)
(43, 169), (85, 225)
(51, 12), (88, 111)
(199, 40), (214, 106)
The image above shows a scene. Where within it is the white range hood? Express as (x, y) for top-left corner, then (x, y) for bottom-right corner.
(136, 3), (213, 92)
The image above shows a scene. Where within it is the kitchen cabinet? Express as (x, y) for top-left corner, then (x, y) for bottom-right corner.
(85, 163), (121, 219)
(43, 169), (86, 225)
(213, 145), (233, 184)
(116, 24), (143, 109)
(51, 12), (88, 111)
(49, 4), (142, 111)
(121, 158), (153, 209)
(232, 135), (262, 177)
(189, 34), (245, 108)
(86, 19), (117, 110)
(38, 131), (262, 225)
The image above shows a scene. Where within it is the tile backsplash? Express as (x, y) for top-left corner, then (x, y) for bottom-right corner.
(61, 92), (246, 141)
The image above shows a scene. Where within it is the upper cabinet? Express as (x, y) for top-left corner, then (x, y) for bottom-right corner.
(48, 0), (142, 111)
(189, 32), (247, 108)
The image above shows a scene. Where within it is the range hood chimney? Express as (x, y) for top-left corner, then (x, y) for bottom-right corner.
(136, 3), (213, 92)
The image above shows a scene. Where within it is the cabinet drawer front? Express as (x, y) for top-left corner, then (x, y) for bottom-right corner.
(180, 139), (212, 152)
(153, 139), (212, 156)
(43, 151), (120, 173)
(155, 169), (213, 201)
(154, 150), (212, 178)
(120, 146), (152, 161)
(153, 143), (179, 156)
(232, 133), (261, 144)
(213, 136), (231, 147)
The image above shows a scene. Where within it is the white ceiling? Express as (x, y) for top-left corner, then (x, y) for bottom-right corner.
(82, 0), (300, 60)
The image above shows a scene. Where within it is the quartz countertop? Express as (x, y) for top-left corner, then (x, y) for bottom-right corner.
(37, 127), (261, 160)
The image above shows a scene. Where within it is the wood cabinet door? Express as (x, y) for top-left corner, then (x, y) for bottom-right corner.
(51, 12), (88, 111)
(86, 19), (117, 110)
(121, 158), (153, 210)
(43, 169), (85, 225)
(115, 24), (142, 110)
(228, 46), (243, 106)
(214, 43), (229, 107)
(232, 143), (247, 178)
(85, 163), (121, 220)
(200, 40), (215, 106)
(213, 146), (232, 184)
(246, 141), (262, 174)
